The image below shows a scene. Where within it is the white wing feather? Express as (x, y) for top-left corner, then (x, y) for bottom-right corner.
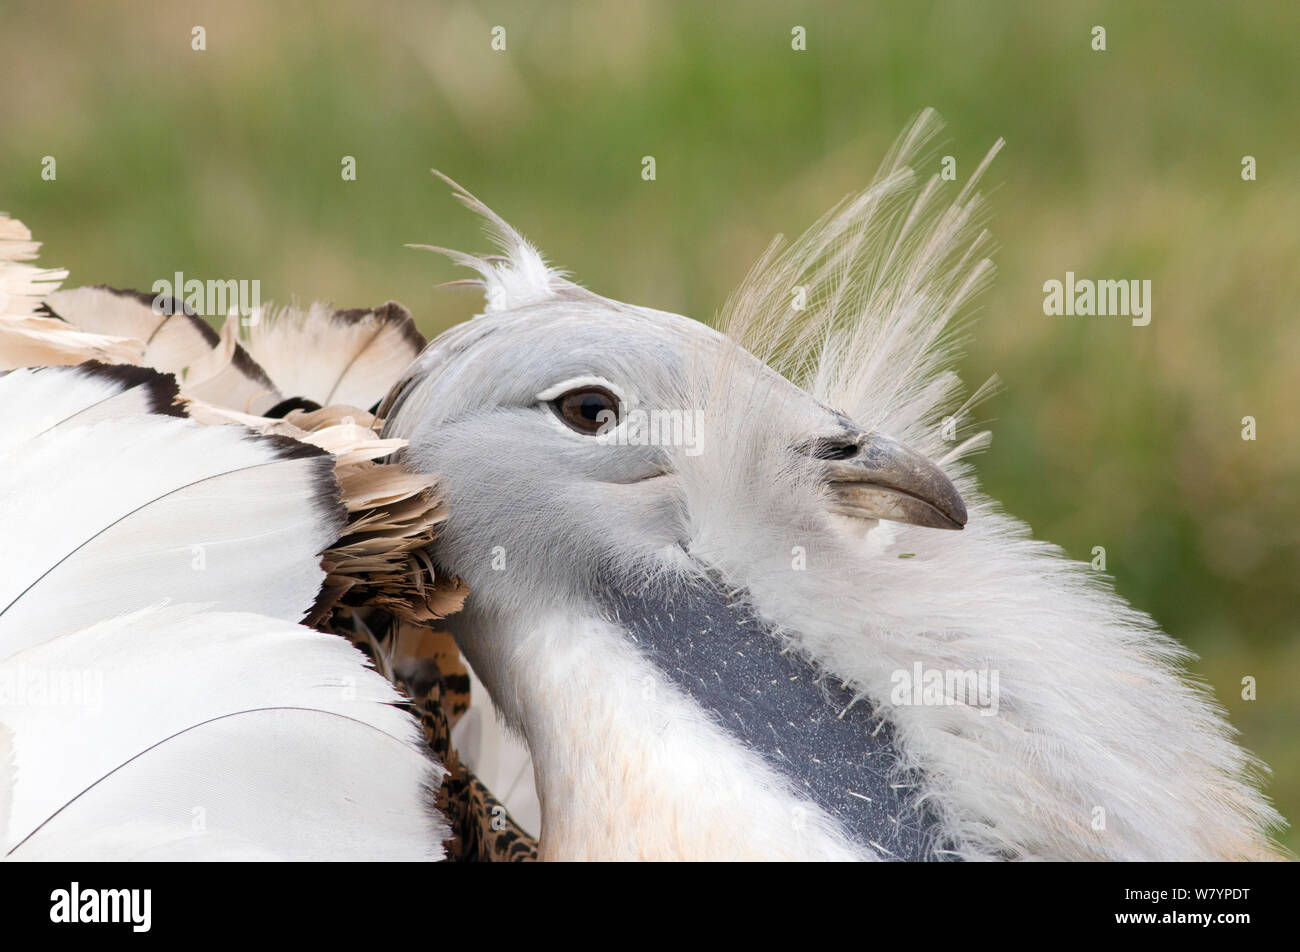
(0, 364), (447, 860)
(0, 408), (342, 654)
(3, 606), (443, 860)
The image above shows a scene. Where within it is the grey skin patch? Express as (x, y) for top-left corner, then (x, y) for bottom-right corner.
(600, 572), (948, 861)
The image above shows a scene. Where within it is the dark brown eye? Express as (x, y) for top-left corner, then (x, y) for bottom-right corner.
(551, 386), (621, 435)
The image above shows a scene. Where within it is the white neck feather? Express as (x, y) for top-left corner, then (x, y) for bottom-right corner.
(462, 606), (869, 861)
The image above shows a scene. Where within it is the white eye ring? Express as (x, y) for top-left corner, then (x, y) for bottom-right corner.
(535, 376), (636, 441)
(534, 375), (631, 406)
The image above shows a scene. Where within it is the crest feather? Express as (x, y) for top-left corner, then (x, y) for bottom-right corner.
(410, 171), (566, 314)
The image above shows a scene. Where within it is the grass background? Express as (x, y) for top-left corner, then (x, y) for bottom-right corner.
(2, 0), (1295, 850)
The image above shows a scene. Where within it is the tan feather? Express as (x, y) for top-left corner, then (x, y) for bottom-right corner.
(228, 300), (425, 410)
(43, 285), (284, 413)
(45, 286), (217, 372)
(0, 217), (140, 369)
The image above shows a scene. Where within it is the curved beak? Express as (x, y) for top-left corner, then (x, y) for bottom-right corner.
(806, 426), (967, 530)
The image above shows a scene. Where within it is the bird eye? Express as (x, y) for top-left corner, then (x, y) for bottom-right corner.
(550, 386), (621, 435)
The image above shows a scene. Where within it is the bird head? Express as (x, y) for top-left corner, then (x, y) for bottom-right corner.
(385, 290), (964, 579)
(381, 175), (968, 724)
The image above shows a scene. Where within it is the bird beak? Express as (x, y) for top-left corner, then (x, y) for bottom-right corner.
(808, 427), (967, 530)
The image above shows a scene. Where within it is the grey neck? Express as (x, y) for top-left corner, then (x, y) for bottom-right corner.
(597, 569), (948, 861)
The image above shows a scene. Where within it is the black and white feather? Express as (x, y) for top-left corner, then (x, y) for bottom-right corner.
(0, 363), (447, 860)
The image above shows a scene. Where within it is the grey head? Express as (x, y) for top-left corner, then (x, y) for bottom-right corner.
(381, 177), (967, 858)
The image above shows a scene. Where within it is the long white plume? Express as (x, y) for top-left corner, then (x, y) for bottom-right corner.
(710, 109), (1285, 859)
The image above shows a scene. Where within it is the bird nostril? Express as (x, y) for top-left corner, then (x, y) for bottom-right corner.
(807, 438), (860, 461)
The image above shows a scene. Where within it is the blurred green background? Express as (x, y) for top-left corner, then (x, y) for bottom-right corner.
(2, 1), (1295, 849)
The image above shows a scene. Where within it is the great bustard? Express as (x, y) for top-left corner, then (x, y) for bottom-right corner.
(0, 111), (1285, 861)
